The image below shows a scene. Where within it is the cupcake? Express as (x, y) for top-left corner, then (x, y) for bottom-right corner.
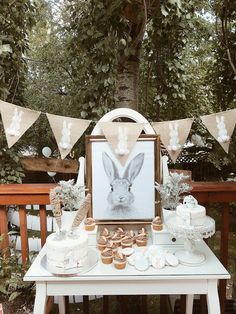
(107, 240), (119, 255)
(127, 230), (136, 244)
(121, 236), (133, 249)
(152, 216), (163, 231)
(122, 247), (134, 257)
(97, 236), (108, 251)
(136, 234), (148, 247)
(84, 217), (96, 231)
(111, 232), (122, 246)
(138, 227), (148, 236)
(113, 252), (127, 269)
(101, 248), (113, 264)
(100, 227), (111, 239)
(115, 227), (127, 238)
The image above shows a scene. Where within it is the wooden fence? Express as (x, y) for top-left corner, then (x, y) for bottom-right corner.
(0, 182), (236, 314)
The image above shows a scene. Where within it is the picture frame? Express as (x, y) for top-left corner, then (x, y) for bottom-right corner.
(85, 134), (160, 224)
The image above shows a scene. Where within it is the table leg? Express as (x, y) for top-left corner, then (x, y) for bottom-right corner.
(34, 282), (47, 314)
(58, 296), (66, 314)
(186, 294), (194, 314)
(206, 280), (220, 314)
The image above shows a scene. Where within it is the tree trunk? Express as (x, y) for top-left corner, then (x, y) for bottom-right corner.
(115, 51), (141, 110)
(115, 1), (147, 110)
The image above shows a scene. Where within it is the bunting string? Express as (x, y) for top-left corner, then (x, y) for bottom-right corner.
(0, 99), (236, 163)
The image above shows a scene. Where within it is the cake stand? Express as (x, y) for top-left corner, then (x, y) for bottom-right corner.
(165, 215), (215, 266)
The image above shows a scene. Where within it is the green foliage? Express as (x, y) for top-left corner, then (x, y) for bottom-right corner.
(0, 234), (34, 302)
(0, 148), (25, 184)
(66, 0), (130, 118)
(0, 0), (235, 178)
(0, 0), (36, 104)
(155, 172), (192, 210)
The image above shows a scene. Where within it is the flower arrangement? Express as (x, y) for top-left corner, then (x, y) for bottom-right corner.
(53, 179), (85, 211)
(155, 172), (192, 210)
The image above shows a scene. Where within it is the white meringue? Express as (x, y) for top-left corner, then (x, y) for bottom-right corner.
(165, 253), (179, 267)
(151, 256), (166, 269)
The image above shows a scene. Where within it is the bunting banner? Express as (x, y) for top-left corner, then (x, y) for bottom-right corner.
(152, 118), (194, 163)
(99, 122), (144, 166)
(200, 109), (236, 153)
(0, 100), (41, 148)
(0, 98), (235, 160)
(46, 113), (91, 159)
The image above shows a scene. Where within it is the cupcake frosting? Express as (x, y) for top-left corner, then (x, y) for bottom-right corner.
(115, 227), (126, 237)
(97, 236), (107, 245)
(152, 216), (162, 225)
(101, 248), (113, 257)
(121, 236), (132, 244)
(107, 240), (119, 250)
(138, 227), (148, 235)
(111, 232), (122, 241)
(136, 234), (147, 241)
(84, 217), (95, 225)
(100, 227), (110, 237)
(114, 253), (126, 263)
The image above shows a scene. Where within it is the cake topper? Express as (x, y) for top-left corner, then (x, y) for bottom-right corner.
(183, 195), (198, 208)
(72, 193), (91, 228)
(49, 189), (62, 230)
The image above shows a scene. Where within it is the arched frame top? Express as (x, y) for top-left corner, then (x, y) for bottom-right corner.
(91, 108), (155, 135)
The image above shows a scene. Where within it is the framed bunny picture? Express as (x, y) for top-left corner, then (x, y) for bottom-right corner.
(85, 134), (160, 223)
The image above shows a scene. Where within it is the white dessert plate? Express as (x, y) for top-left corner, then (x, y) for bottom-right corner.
(41, 248), (98, 277)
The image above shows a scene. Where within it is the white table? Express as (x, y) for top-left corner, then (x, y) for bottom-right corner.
(24, 241), (230, 314)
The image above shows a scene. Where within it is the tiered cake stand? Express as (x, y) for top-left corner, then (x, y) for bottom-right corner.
(166, 215), (215, 266)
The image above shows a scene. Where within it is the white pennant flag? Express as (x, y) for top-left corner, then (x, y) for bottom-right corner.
(46, 113), (91, 159)
(201, 109), (236, 153)
(152, 118), (194, 163)
(0, 100), (41, 148)
(99, 122), (144, 166)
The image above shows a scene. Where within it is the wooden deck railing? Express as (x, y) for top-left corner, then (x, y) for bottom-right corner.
(0, 182), (236, 314)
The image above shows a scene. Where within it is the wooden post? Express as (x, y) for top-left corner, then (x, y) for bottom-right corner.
(83, 296), (89, 314)
(103, 296), (109, 314)
(39, 205), (47, 247)
(19, 205), (29, 264)
(219, 203), (229, 314)
(0, 205), (10, 256)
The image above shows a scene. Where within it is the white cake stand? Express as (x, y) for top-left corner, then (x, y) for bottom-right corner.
(165, 215), (215, 266)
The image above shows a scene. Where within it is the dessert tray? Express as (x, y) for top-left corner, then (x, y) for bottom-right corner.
(165, 215), (215, 266)
(41, 248), (98, 276)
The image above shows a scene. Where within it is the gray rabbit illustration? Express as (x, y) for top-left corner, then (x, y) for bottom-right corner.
(102, 152), (144, 211)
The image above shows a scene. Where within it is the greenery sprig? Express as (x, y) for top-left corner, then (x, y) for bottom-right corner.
(155, 172), (192, 210)
(52, 179), (85, 211)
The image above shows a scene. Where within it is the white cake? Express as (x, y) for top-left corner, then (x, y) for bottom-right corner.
(176, 195), (206, 226)
(46, 229), (88, 269)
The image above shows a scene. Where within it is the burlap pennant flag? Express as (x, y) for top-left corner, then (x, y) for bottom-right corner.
(201, 109), (236, 153)
(0, 99), (41, 148)
(99, 122), (144, 166)
(46, 113), (91, 159)
(152, 118), (194, 163)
